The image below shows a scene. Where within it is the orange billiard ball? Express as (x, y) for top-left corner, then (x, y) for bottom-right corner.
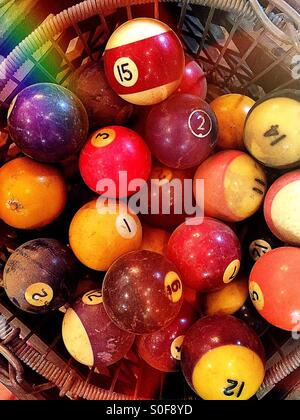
(141, 224), (170, 255)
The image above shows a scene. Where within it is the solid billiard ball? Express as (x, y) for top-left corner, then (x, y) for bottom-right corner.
(102, 250), (183, 334)
(210, 94), (255, 150)
(167, 217), (241, 292)
(4, 238), (77, 314)
(193, 151), (267, 222)
(79, 126), (151, 198)
(264, 170), (300, 245)
(7, 83), (89, 162)
(244, 90), (300, 169)
(104, 18), (184, 105)
(249, 247), (300, 332)
(141, 224), (170, 255)
(69, 200), (142, 270)
(136, 301), (198, 372)
(181, 315), (265, 400)
(62, 289), (135, 368)
(0, 157), (67, 229)
(177, 54), (207, 99)
(145, 93), (218, 169)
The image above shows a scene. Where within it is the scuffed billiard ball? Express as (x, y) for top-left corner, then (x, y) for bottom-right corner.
(181, 315), (265, 400)
(104, 18), (184, 105)
(177, 54), (207, 99)
(4, 239), (77, 314)
(62, 289), (135, 368)
(102, 250), (183, 334)
(249, 247), (300, 332)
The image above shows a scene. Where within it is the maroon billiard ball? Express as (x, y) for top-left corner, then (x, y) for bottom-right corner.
(177, 54), (207, 99)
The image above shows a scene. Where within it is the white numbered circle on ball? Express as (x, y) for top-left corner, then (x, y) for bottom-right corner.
(113, 57), (139, 87)
(188, 109), (212, 138)
(116, 214), (137, 239)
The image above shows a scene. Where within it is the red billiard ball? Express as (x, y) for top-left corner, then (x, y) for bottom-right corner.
(249, 247), (300, 332)
(167, 217), (241, 292)
(103, 18), (184, 106)
(136, 302), (198, 372)
(264, 170), (300, 245)
(79, 126), (151, 198)
(193, 151), (267, 222)
(177, 54), (207, 99)
(181, 315), (265, 400)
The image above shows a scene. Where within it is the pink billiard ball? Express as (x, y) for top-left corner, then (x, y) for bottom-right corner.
(177, 54), (207, 99)
(264, 170), (300, 245)
(79, 126), (151, 198)
(103, 18), (184, 106)
(167, 217), (241, 292)
(145, 93), (218, 169)
(136, 302), (198, 372)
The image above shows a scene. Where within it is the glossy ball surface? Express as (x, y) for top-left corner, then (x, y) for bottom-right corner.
(0, 157), (67, 229)
(249, 247), (300, 331)
(102, 250), (183, 334)
(177, 54), (207, 99)
(244, 90), (300, 169)
(167, 217), (241, 292)
(137, 302), (198, 372)
(69, 200), (142, 271)
(7, 83), (88, 162)
(264, 170), (300, 245)
(193, 151), (267, 222)
(80, 126), (151, 198)
(4, 239), (77, 314)
(104, 18), (184, 105)
(210, 94), (254, 150)
(181, 315), (265, 400)
(62, 289), (135, 368)
(145, 94), (218, 169)
(141, 225), (170, 255)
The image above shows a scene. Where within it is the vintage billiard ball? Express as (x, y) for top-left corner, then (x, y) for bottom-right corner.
(141, 224), (170, 255)
(79, 126), (151, 198)
(0, 157), (67, 229)
(68, 60), (133, 129)
(264, 170), (300, 245)
(62, 289), (134, 368)
(69, 200), (142, 271)
(181, 315), (265, 400)
(193, 151), (267, 222)
(4, 238), (77, 314)
(136, 301), (198, 372)
(244, 90), (300, 169)
(7, 83), (88, 162)
(104, 18), (184, 105)
(167, 217), (241, 292)
(177, 54), (207, 99)
(141, 164), (196, 229)
(210, 94), (255, 150)
(145, 93), (218, 169)
(201, 275), (249, 316)
(102, 250), (183, 334)
(249, 247), (300, 332)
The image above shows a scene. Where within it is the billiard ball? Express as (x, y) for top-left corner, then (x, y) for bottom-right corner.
(62, 289), (134, 368)
(145, 93), (218, 169)
(4, 238), (77, 314)
(7, 83), (88, 162)
(141, 224), (170, 255)
(136, 302), (198, 372)
(141, 164), (196, 229)
(68, 60), (133, 129)
(167, 217), (241, 292)
(235, 299), (269, 337)
(201, 275), (249, 316)
(210, 94), (255, 150)
(104, 18), (184, 105)
(181, 315), (265, 400)
(79, 126), (151, 198)
(177, 54), (207, 99)
(193, 151), (267, 222)
(0, 157), (67, 229)
(249, 247), (300, 332)
(244, 89), (300, 169)
(264, 170), (300, 245)
(69, 200), (142, 271)
(102, 250), (183, 334)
